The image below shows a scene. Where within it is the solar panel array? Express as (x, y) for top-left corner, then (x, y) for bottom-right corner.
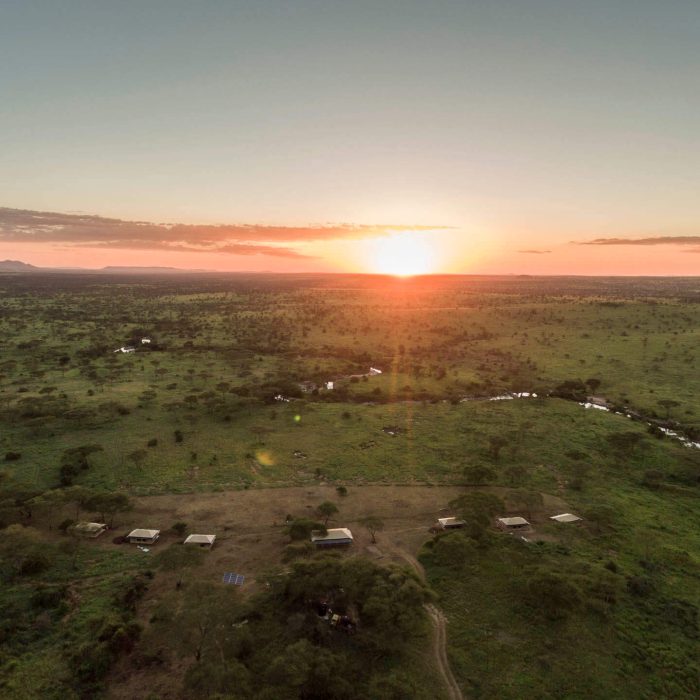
(222, 572), (245, 586)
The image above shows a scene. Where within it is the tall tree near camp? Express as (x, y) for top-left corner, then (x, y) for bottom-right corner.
(359, 515), (384, 543)
(509, 489), (543, 520)
(316, 501), (338, 526)
(173, 583), (240, 661)
(463, 464), (497, 485)
(62, 485), (96, 521)
(288, 518), (327, 541)
(84, 492), (132, 527)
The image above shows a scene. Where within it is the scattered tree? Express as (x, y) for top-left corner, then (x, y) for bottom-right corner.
(359, 515), (384, 543)
(316, 501), (338, 526)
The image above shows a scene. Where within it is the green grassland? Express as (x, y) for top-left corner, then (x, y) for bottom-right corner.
(0, 273), (698, 698)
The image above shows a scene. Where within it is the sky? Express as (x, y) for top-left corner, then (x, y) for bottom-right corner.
(1, 0), (699, 275)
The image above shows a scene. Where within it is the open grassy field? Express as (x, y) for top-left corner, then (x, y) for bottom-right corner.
(0, 272), (698, 699)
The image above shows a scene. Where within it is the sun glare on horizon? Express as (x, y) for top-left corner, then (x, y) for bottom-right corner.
(367, 231), (438, 277)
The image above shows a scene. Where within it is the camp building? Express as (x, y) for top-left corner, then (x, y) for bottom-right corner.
(184, 534), (216, 548)
(126, 528), (160, 544)
(73, 522), (107, 538)
(311, 528), (354, 548)
(437, 517), (466, 530)
(497, 516), (530, 531)
(550, 513), (582, 523)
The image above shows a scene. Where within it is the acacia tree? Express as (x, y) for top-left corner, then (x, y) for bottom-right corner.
(316, 501), (338, 526)
(359, 515), (384, 544)
(509, 489), (543, 520)
(173, 582), (240, 661)
(84, 492), (132, 527)
(288, 518), (327, 541)
(463, 464), (497, 485)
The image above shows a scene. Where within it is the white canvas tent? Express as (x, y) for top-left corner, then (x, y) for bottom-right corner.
(437, 517), (466, 530)
(550, 513), (582, 523)
(497, 516), (530, 530)
(73, 522), (107, 538)
(184, 534), (216, 548)
(127, 528), (160, 544)
(311, 528), (353, 547)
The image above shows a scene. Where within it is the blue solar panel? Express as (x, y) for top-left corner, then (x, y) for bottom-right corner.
(222, 572), (245, 586)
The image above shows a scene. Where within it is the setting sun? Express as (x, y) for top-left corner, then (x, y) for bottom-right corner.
(367, 232), (437, 276)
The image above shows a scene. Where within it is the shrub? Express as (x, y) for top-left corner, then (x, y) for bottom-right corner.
(283, 542), (314, 562)
(287, 519), (326, 541)
(524, 571), (582, 620)
(432, 533), (477, 568)
(19, 552), (51, 576)
(31, 585), (67, 609)
(627, 575), (654, 597)
(58, 518), (76, 533)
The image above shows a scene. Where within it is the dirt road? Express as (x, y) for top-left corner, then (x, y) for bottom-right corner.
(426, 604), (464, 700)
(389, 548), (464, 700)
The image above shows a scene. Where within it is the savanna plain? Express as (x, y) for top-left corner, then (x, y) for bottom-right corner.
(0, 272), (698, 700)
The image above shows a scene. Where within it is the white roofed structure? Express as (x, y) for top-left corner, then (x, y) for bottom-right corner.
(311, 527), (354, 547)
(437, 517), (466, 530)
(550, 513), (582, 523)
(184, 534), (216, 547)
(497, 516), (530, 530)
(127, 528), (160, 544)
(73, 522), (107, 538)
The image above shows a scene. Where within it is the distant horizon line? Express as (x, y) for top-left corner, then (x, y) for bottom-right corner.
(1, 260), (698, 279)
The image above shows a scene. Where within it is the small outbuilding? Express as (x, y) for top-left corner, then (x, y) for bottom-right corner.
(550, 513), (582, 523)
(184, 534), (216, 548)
(127, 528), (160, 545)
(497, 516), (530, 531)
(311, 528), (354, 548)
(437, 517), (466, 530)
(73, 522), (107, 538)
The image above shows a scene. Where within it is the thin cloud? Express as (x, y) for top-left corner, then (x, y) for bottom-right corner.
(73, 239), (312, 258)
(579, 236), (700, 246)
(0, 208), (450, 259)
(518, 249), (551, 254)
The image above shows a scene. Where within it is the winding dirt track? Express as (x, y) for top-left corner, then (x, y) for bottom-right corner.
(391, 550), (464, 700)
(426, 604), (464, 700)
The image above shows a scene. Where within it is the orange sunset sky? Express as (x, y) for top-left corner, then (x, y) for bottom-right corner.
(1, 2), (698, 276)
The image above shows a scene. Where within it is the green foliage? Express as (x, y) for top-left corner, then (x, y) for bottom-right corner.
(431, 532), (478, 568)
(524, 570), (583, 620)
(84, 491), (132, 527)
(171, 521), (188, 537)
(153, 544), (206, 571)
(359, 515), (384, 543)
(287, 518), (327, 541)
(462, 464), (497, 485)
(315, 500), (338, 525)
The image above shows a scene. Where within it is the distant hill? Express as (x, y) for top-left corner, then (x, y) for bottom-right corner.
(100, 266), (210, 274)
(0, 260), (213, 274)
(0, 259), (39, 271)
